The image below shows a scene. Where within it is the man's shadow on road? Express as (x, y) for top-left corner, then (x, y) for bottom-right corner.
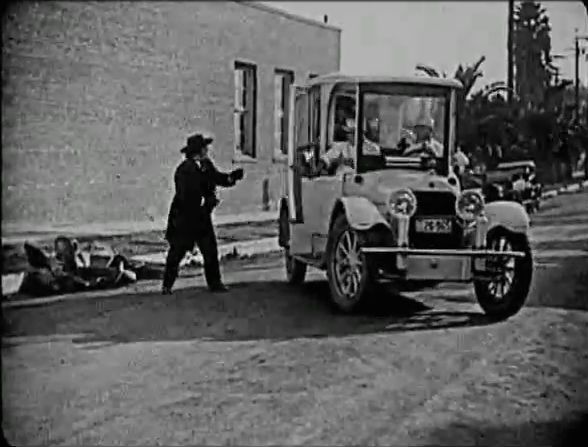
(3, 279), (495, 347)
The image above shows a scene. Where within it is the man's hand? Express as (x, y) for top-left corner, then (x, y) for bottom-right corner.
(312, 158), (329, 177)
(231, 168), (244, 181)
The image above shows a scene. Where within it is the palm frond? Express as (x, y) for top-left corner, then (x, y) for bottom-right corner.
(415, 64), (440, 77)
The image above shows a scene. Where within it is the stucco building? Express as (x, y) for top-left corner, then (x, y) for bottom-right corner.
(1, 1), (341, 227)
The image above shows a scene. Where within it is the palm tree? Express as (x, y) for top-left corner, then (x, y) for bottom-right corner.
(415, 56), (486, 100)
(453, 56), (487, 100)
(415, 57), (487, 147)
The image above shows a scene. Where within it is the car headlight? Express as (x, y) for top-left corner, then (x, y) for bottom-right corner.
(388, 188), (417, 218)
(456, 190), (485, 221)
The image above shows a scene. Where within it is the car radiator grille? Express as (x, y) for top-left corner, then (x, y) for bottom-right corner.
(409, 191), (463, 249)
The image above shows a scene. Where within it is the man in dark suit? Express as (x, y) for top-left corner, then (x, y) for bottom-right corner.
(162, 133), (244, 294)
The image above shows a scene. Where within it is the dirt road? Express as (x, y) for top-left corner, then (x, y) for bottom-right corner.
(3, 192), (588, 446)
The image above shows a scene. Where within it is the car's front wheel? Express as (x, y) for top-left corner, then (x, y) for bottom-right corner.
(326, 214), (375, 313)
(474, 227), (533, 320)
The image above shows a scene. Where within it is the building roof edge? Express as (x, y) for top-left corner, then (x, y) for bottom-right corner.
(239, 2), (342, 32)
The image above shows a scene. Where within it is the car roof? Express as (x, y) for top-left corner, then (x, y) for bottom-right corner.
(496, 161), (536, 169)
(305, 72), (463, 89)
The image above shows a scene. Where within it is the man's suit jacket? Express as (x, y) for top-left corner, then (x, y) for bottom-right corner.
(165, 158), (234, 245)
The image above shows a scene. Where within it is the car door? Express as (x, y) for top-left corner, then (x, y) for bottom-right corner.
(288, 85), (342, 257)
(300, 87), (346, 257)
(288, 85), (317, 255)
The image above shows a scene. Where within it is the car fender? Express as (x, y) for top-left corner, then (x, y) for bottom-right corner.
(484, 200), (530, 234)
(337, 196), (390, 231)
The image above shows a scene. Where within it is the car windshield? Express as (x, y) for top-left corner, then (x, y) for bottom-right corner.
(357, 85), (450, 173)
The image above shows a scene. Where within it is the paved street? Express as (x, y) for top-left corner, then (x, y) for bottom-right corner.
(2, 192), (588, 446)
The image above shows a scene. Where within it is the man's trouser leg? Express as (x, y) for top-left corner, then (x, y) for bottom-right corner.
(195, 220), (222, 288)
(163, 242), (190, 290)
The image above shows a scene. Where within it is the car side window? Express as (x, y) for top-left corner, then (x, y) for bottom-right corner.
(294, 86), (322, 179)
(298, 86), (323, 178)
(330, 95), (355, 147)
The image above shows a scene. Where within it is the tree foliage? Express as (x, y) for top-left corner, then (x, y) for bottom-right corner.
(415, 55), (485, 101)
(513, 0), (556, 109)
(414, 0), (588, 182)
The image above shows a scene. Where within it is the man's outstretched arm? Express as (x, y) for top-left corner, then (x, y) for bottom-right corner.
(204, 159), (244, 187)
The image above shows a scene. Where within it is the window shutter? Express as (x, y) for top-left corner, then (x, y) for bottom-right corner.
(234, 69), (244, 110)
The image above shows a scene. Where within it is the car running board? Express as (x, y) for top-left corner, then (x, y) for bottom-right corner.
(292, 254), (324, 268)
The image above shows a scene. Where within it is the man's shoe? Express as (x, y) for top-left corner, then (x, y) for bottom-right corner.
(209, 284), (229, 293)
(162, 286), (173, 295)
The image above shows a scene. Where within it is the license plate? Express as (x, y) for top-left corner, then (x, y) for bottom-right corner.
(415, 217), (452, 234)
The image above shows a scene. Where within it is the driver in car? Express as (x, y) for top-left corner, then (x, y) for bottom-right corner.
(403, 117), (444, 158)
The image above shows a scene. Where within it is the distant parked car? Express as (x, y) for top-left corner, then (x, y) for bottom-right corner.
(483, 161), (542, 213)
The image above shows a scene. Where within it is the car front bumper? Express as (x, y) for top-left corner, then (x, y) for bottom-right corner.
(360, 214), (524, 282)
(360, 247), (524, 282)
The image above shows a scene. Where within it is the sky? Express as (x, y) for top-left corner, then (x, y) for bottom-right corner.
(263, 1), (588, 90)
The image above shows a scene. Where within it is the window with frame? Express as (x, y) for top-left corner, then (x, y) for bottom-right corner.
(234, 61), (257, 158)
(273, 69), (294, 156)
(328, 89), (357, 146)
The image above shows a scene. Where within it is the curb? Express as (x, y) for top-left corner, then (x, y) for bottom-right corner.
(130, 237), (281, 267)
(2, 280), (164, 309)
(541, 179), (587, 199)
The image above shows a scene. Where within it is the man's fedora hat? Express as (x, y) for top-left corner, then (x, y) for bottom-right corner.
(180, 133), (213, 154)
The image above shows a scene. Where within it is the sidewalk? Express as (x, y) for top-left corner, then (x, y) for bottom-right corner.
(1, 210), (277, 246)
(4, 179), (585, 247)
(1, 210), (280, 297)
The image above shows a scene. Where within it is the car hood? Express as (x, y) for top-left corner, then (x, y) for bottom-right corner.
(344, 169), (460, 208)
(374, 170), (458, 197)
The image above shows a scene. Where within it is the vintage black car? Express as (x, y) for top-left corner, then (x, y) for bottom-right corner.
(474, 161), (542, 213)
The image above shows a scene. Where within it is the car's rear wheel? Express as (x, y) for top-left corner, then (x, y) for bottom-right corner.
(326, 214), (375, 313)
(474, 227), (533, 320)
(279, 203), (307, 285)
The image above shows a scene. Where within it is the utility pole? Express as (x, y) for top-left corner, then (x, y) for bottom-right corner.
(507, 0), (515, 103)
(575, 30), (580, 120)
(574, 32), (588, 121)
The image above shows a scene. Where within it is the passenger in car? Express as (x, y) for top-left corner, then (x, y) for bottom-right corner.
(318, 118), (356, 174)
(404, 116), (444, 157)
(317, 115), (383, 175)
(333, 97), (356, 142)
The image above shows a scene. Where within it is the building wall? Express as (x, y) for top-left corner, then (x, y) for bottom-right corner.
(1, 1), (340, 226)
